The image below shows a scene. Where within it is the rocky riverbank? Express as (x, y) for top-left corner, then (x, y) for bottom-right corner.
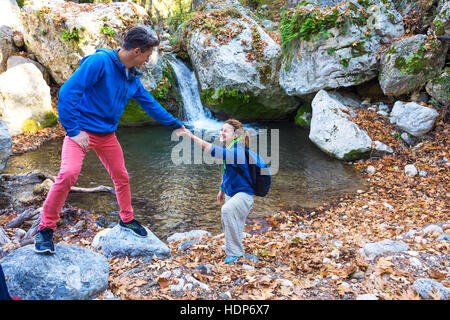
(0, 0), (448, 300)
(0, 107), (448, 300)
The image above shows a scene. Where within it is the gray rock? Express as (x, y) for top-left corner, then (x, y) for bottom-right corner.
(178, 239), (200, 253)
(0, 0), (23, 32)
(19, 0), (153, 85)
(194, 264), (213, 275)
(0, 244), (109, 300)
(430, 0), (450, 36)
(309, 90), (393, 160)
(0, 63), (53, 136)
(359, 239), (410, 261)
(167, 229), (211, 242)
(280, 0), (404, 96)
(0, 121), (12, 172)
(404, 164), (418, 177)
(413, 278), (450, 300)
(92, 225), (171, 258)
(186, 2), (299, 119)
(379, 34), (447, 96)
(7, 55), (51, 85)
(366, 165), (376, 174)
(425, 71), (449, 106)
(0, 25), (18, 73)
(401, 132), (416, 146)
(390, 101), (439, 137)
(436, 234), (450, 241)
(243, 253), (259, 262)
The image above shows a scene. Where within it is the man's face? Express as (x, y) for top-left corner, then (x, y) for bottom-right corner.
(132, 47), (153, 68)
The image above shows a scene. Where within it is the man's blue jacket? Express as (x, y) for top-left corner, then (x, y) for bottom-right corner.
(58, 48), (183, 137)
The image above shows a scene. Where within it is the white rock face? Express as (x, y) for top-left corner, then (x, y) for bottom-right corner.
(0, 0), (23, 32)
(279, 0), (404, 96)
(0, 63), (53, 136)
(7, 55), (51, 85)
(309, 90), (393, 160)
(19, 0), (154, 85)
(186, 2), (298, 118)
(390, 101), (439, 137)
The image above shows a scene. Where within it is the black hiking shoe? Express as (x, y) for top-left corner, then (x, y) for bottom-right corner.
(119, 218), (148, 238)
(34, 228), (55, 254)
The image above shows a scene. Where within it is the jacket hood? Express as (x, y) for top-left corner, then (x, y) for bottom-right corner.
(94, 48), (143, 79)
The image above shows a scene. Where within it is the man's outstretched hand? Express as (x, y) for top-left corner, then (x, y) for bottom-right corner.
(70, 131), (90, 152)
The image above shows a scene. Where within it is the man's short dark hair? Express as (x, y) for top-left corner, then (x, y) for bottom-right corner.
(123, 26), (159, 52)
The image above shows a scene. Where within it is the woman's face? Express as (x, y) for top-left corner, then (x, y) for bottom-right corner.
(220, 123), (236, 144)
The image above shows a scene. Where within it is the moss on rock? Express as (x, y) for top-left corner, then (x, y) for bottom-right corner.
(294, 102), (312, 127)
(119, 98), (156, 127)
(200, 87), (288, 120)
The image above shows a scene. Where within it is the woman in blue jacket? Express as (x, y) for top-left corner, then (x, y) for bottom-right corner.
(177, 119), (254, 263)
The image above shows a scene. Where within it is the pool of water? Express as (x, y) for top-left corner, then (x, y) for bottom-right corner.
(4, 122), (365, 239)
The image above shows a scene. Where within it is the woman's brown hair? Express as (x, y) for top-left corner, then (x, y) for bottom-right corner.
(224, 119), (250, 147)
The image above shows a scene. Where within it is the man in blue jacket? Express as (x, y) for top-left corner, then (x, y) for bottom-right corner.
(35, 26), (185, 254)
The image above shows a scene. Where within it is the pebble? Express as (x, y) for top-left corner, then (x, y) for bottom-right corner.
(383, 203), (394, 210)
(366, 165), (376, 174)
(422, 224), (444, 236)
(242, 264), (255, 271)
(413, 279), (450, 300)
(404, 164), (418, 177)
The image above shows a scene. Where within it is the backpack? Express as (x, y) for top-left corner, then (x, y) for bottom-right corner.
(232, 147), (271, 197)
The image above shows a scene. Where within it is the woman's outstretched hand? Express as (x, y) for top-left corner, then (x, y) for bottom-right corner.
(217, 190), (225, 204)
(174, 126), (191, 137)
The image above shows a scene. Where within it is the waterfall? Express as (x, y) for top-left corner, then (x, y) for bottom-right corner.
(167, 56), (223, 132)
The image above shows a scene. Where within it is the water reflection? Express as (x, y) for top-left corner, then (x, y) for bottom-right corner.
(4, 122), (365, 239)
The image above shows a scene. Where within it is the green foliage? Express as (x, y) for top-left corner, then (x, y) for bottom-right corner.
(393, 42), (435, 75)
(151, 66), (175, 101)
(340, 57), (351, 67)
(327, 47), (336, 55)
(119, 99), (154, 127)
(350, 40), (367, 57)
(61, 28), (83, 43)
(21, 119), (39, 133)
(294, 102), (312, 127)
(100, 26), (116, 37)
(41, 111), (58, 128)
(20, 112), (58, 133)
(280, 2), (371, 69)
(16, 0), (25, 8)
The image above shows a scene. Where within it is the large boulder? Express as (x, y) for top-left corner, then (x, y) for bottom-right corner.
(19, 0), (154, 86)
(0, 25), (18, 73)
(0, 0), (23, 32)
(7, 54), (51, 85)
(0, 63), (55, 136)
(425, 70), (449, 106)
(0, 120), (12, 172)
(309, 90), (393, 160)
(0, 244), (109, 300)
(389, 101), (439, 137)
(92, 225), (171, 258)
(279, 0), (404, 96)
(185, 0), (299, 120)
(379, 34), (447, 96)
(430, 0), (449, 37)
